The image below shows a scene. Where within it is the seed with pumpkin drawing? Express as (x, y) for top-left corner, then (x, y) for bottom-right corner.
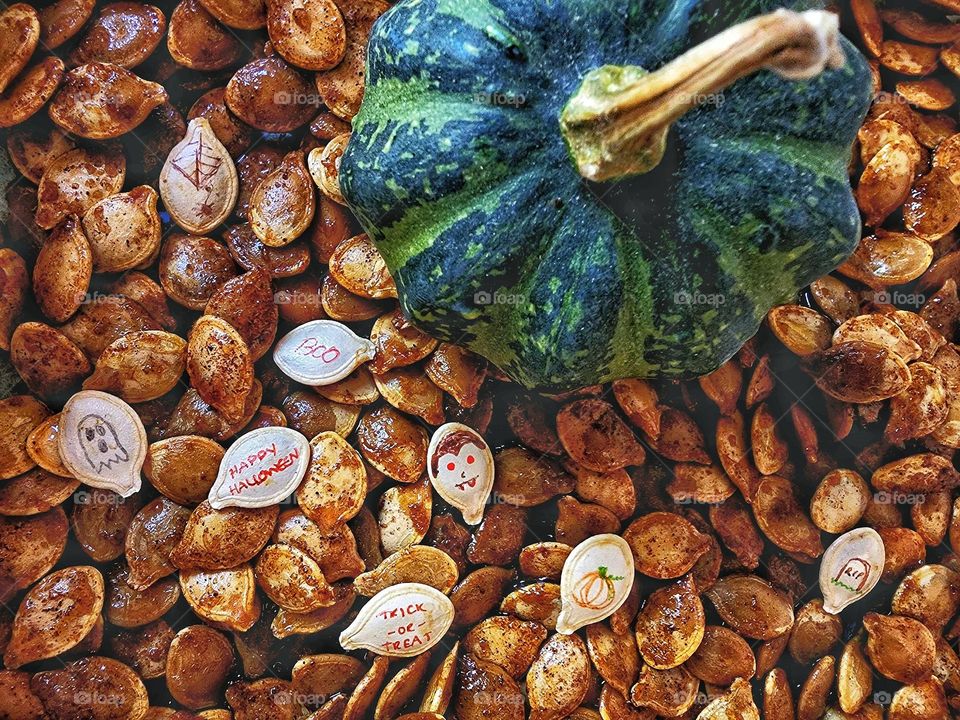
(573, 566), (625, 611)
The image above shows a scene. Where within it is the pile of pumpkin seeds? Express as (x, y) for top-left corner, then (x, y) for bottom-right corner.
(2, 0), (960, 719)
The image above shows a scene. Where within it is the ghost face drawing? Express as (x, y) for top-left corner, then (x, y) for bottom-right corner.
(77, 414), (130, 473)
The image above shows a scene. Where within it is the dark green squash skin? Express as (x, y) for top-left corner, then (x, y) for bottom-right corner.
(340, 0), (872, 389)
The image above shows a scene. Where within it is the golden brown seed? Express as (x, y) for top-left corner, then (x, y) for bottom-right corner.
(159, 233), (238, 311)
(266, 0), (346, 71)
(526, 633), (591, 720)
(255, 543), (335, 612)
(106, 564), (179, 629)
(0, 4), (39, 94)
(810, 469), (870, 534)
(797, 655), (835, 720)
(356, 406), (428, 483)
(811, 341), (912, 404)
(834, 314), (921, 362)
(851, 0), (882, 57)
(35, 147), (125, 230)
(0, 395), (48, 481)
(198, 0), (265, 29)
(82, 185), (162, 272)
(225, 56), (316, 132)
(667, 463), (736, 505)
(687, 625), (756, 686)
(49, 62), (167, 139)
(6, 124), (73, 180)
(69, 3), (166, 68)
(753, 475), (822, 560)
(4, 565), (103, 668)
(463, 615), (547, 679)
(292, 653), (365, 705)
(858, 119), (921, 168)
(788, 599), (842, 665)
(328, 233), (397, 299)
(0, 509), (67, 603)
(425, 343), (487, 409)
(837, 638), (872, 714)
(378, 477), (432, 555)
(879, 40), (939, 76)
(296, 431), (367, 531)
(856, 142), (917, 226)
(454, 654), (524, 720)
(886, 362), (949, 443)
(179, 565), (261, 632)
(838, 233), (933, 288)
(166, 625), (233, 710)
(905, 168), (960, 242)
(31, 657), (148, 720)
(274, 509), (365, 582)
(751, 402), (787, 475)
(250, 151), (317, 247)
(634, 575), (704, 669)
(767, 304), (832, 356)
(356, 545), (459, 597)
(649, 407), (710, 464)
(622, 512), (709, 579)
(556, 399), (644, 472)
(611, 378), (660, 438)
(205, 268), (278, 361)
(0, 57), (65, 129)
(84, 331), (187, 404)
(32, 215), (92, 323)
(898, 79), (956, 112)
(863, 612), (936, 683)
(704, 574), (794, 640)
(40, 0), (95, 48)
(872, 453), (960, 494)
(878, 527), (926, 583)
(187, 315), (254, 423)
(888, 678), (949, 720)
(891, 564), (960, 632)
(0, 249), (27, 352)
(313, 0), (389, 119)
(170, 501), (277, 571)
(167, 0), (243, 71)
(10, 322), (91, 401)
(369, 308), (439, 374)
(629, 663), (700, 716)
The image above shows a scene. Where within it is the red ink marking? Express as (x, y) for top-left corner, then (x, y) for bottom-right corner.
(226, 446), (300, 496)
(293, 337), (342, 364)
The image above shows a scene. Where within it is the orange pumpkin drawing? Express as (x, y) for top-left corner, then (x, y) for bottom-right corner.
(573, 566), (624, 611)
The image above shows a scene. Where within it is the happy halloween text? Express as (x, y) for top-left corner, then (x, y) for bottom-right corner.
(227, 443), (300, 496)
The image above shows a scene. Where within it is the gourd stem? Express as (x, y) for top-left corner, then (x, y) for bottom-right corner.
(560, 9), (845, 182)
